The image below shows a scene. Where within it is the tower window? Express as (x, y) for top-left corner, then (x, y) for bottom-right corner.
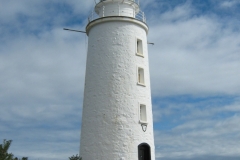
(136, 38), (143, 57)
(139, 104), (147, 123)
(137, 67), (145, 86)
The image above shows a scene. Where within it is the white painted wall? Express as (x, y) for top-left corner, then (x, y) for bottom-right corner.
(80, 1), (155, 160)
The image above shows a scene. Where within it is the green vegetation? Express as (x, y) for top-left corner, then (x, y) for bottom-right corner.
(1, 139), (82, 160)
(0, 139), (28, 160)
(69, 154), (82, 160)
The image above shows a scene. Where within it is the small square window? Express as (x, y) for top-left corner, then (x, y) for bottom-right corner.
(137, 67), (145, 86)
(139, 104), (147, 124)
(136, 38), (143, 57)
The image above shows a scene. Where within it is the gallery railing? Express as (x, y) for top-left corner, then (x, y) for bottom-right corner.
(88, 6), (146, 23)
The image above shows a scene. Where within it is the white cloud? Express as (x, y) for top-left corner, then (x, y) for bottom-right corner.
(153, 96), (240, 159)
(1, 0), (240, 160)
(148, 3), (240, 97)
(0, 0), (93, 19)
(0, 9), (86, 158)
(220, 0), (240, 8)
(8, 129), (81, 160)
(155, 114), (240, 159)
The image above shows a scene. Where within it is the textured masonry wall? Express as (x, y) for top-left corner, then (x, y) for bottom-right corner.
(80, 19), (155, 160)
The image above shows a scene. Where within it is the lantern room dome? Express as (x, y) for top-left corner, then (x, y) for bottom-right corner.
(88, 0), (146, 23)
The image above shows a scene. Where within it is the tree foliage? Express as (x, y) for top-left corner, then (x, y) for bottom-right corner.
(1, 139), (82, 160)
(13, 157), (28, 160)
(69, 154), (82, 160)
(0, 139), (28, 160)
(0, 139), (14, 160)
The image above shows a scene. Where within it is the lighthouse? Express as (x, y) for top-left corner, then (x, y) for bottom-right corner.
(80, 0), (155, 159)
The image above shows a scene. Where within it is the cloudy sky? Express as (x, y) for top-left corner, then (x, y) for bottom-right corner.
(0, 0), (240, 160)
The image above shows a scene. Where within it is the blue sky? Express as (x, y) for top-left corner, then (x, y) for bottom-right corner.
(0, 0), (240, 160)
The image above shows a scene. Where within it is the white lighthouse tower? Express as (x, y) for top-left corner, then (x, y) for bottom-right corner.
(80, 0), (155, 159)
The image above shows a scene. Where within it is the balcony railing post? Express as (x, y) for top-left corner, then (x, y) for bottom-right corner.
(133, 5), (135, 17)
(103, 6), (105, 17)
(118, 3), (120, 16)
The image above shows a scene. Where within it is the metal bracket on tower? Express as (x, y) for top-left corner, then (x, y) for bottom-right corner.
(141, 123), (148, 132)
(63, 28), (86, 33)
(147, 42), (154, 45)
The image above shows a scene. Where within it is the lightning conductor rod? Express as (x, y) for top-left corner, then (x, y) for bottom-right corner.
(63, 28), (86, 33)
